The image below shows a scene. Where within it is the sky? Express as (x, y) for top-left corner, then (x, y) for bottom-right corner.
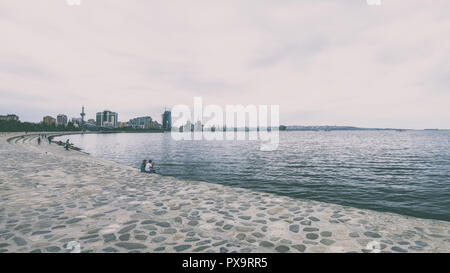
(1, 0), (449, 129)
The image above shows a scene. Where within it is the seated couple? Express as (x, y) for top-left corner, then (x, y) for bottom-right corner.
(141, 159), (155, 173)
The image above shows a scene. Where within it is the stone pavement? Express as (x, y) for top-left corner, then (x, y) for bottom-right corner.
(0, 133), (449, 253)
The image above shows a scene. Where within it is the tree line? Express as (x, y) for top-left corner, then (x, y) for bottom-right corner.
(0, 120), (82, 132)
(0, 120), (165, 132)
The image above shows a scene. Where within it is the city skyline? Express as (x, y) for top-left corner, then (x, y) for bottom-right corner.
(1, 104), (448, 130)
(1, 1), (450, 129)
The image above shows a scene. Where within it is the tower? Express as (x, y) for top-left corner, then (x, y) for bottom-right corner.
(162, 108), (172, 130)
(80, 106), (86, 124)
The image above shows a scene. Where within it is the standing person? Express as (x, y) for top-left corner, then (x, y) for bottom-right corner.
(140, 160), (147, 173)
(65, 139), (70, 150)
(48, 137), (51, 145)
(37, 137), (41, 145)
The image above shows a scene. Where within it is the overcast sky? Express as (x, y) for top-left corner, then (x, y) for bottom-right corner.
(1, 0), (449, 129)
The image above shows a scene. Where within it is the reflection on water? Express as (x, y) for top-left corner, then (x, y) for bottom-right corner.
(56, 130), (450, 221)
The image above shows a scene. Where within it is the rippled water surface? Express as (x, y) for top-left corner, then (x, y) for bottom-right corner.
(56, 131), (450, 221)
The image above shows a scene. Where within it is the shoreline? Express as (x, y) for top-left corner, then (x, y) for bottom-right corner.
(0, 132), (449, 253)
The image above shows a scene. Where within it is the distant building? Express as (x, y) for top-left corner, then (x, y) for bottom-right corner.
(118, 121), (130, 128)
(80, 106), (86, 125)
(162, 110), (172, 130)
(96, 110), (118, 128)
(87, 119), (96, 125)
(43, 116), (56, 126)
(102, 122), (114, 128)
(194, 121), (203, 131)
(183, 120), (193, 132)
(72, 117), (82, 125)
(130, 116), (152, 129)
(150, 120), (161, 129)
(0, 114), (19, 122)
(56, 114), (68, 127)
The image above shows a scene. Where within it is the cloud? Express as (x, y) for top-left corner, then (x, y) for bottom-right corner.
(0, 0), (449, 129)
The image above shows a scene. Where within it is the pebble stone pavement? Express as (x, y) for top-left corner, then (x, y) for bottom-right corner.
(0, 132), (449, 253)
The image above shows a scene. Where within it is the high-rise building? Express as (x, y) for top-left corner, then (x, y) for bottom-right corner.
(43, 116), (56, 126)
(96, 110), (118, 128)
(130, 116), (152, 129)
(162, 110), (172, 130)
(56, 114), (68, 127)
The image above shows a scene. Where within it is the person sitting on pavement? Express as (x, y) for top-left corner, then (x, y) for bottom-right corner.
(145, 160), (152, 173)
(140, 160), (147, 172)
